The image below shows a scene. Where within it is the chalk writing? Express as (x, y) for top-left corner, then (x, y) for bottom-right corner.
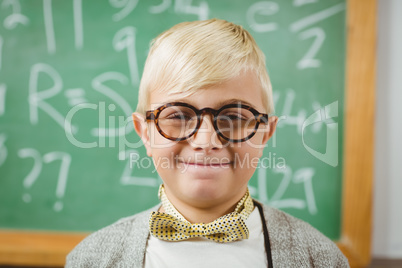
(274, 88), (336, 137)
(64, 88), (87, 106)
(2, 0), (29, 29)
(275, 89), (307, 134)
(247, 1), (279, 32)
(255, 165), (318, 215)
(0, 35), (2, 71)
(290, 2), (345, 32)
(18, 148), (71, 212)
(0, 83), (5, 116)
(272, 167), (317, 213)
(175, 0), (208, 20)
(43, 0), (55, 54)
(149, 0), (171, 14)
(293, 0), (317, 7)
(18, 148), (42, 203)
(148, 0), (208, 19)
(113, 26), (139, 86)
(43, 0), (84, 53)
(0, 134), (7, 167)
(29, 63), (77, 133)
(73, 0), (84, 50)
(297, 27), (325, 69)
(43, 152), (72, 212)
(120, 150), (160, 187)
(293, 167), (317, 214)
(110, 0), (139, 21)
(91, 72), (134, 137)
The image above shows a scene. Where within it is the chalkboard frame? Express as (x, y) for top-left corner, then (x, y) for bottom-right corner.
(0, 0), (376, 266)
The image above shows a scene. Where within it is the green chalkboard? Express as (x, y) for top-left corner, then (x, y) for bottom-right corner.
(0, 0), (346, 240)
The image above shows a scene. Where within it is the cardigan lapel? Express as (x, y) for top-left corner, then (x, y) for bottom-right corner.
(129, 204), (161, 267)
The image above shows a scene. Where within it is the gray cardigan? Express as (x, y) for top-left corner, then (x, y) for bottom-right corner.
(66, 204), (349, 267)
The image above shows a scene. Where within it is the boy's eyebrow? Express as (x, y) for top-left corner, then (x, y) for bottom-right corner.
(162, 98), (258, 109)
(217, 99), (257, 108)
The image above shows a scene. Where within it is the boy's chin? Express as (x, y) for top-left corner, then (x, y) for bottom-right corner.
(181, 187), (226, 204)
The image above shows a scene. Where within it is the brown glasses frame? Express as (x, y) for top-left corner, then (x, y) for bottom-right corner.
(145, 102), (269, 143)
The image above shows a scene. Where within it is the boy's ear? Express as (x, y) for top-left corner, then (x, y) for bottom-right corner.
(132, 112), (152, 157)
(261, 116), (278, 145)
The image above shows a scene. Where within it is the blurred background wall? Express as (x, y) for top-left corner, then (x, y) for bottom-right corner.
(373, 0), (402, 260)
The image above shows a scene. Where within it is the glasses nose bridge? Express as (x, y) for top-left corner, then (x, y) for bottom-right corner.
(191, 107), (222, 148)
(193, 107), (219, 136)
(198, 107), (218, 120)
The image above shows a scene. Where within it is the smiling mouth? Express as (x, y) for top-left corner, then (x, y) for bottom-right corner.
(179, 161), (232, 167)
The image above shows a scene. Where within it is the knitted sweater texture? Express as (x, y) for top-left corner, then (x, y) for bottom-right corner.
(66, 204), (349, 268)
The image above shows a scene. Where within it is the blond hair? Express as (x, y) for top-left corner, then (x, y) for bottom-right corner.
(136, 19), (274, 114)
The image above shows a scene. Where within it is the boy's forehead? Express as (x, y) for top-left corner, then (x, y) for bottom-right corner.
(147, 70), (265, 111)
(149, 96), (256, 110)
(148, 90), (264, 112)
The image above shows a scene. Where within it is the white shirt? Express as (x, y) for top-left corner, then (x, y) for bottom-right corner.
(144, 207), (267, 268)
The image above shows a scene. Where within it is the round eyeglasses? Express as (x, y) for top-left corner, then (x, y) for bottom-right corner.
(145, 102), (269, 143)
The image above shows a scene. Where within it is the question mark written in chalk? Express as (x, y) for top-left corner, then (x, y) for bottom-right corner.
(18, 148), (71, 212)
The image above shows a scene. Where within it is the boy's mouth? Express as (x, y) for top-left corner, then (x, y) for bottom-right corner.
(178, 161), (232, 167)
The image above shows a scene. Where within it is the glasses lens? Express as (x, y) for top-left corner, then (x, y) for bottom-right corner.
(157, 106), (197, 139)
(217, 107), (257, 141)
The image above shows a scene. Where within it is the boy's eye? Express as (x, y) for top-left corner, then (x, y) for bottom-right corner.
(159, 106), (196, 121)
(220, 113), (248, 120)
(165, 112), (193, 120)
(219, 108), (252, 120)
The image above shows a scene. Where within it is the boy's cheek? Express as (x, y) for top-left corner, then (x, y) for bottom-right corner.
(152, 156), (178, 171)
(150, 146), (181, 166)
(149, 134), (176, 149)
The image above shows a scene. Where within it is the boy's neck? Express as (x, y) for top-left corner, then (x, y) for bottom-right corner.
(160, 190), (247, 223)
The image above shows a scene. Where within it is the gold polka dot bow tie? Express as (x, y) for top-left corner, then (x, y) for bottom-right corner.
(148, 185), (254, 243)
(149, 211), (249, 243)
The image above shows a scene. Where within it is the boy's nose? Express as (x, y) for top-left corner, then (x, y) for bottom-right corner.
(188, 115), (223, 152)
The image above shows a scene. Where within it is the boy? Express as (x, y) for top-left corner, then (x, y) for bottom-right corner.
(66, 19), (349, 267)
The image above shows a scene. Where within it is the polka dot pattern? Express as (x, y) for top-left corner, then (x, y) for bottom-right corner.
(149, 185), (254, 243)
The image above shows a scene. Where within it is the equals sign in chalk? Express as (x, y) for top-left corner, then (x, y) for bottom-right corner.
(64, 88), (87, 106)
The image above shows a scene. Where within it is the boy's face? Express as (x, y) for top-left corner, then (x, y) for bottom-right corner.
(133, 71), (277, 209)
